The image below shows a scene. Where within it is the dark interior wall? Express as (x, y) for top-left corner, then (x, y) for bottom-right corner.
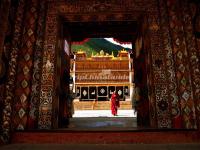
(188, 0), (200, 129)
(132, 15), (151, 127)
(0, 0), (18, 139)
(57, 38), (71, 127)
(134, 49), (150, 127)
(134, 42), (150, 127)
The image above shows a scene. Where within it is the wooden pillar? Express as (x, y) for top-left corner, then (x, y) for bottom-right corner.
(13, 0), (39, 130)
(148, 9), (172, 128)
(158, 0), (180, 128)
(166, 0), (197, 129)
(38, 1), (58, 129)
(28, 0), (47, 129)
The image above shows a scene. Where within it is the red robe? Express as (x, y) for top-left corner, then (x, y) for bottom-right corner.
(111, 93), (120, 116)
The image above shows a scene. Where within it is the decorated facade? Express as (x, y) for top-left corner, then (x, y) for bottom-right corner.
(72, 49), (133, 101)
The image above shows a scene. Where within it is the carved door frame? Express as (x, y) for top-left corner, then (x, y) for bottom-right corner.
(38, 0), (172, 129)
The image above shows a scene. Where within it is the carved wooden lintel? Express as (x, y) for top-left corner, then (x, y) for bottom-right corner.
(47, 0), (157, 14)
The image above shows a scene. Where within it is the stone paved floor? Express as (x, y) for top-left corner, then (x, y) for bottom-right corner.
(68, 117), (137, 129)
(73, 110), (136, 118)
(1, 143), (200, 150)
(70, 110), (137, 129)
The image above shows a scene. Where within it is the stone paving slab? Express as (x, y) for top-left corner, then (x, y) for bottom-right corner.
(73, 110), (136, 117)
(68, 117), (137, 128)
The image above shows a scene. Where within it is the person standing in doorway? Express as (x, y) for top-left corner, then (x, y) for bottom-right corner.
(110, 91), (120, 116)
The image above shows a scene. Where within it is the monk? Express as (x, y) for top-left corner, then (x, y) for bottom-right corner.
(110, 91), (120, 116)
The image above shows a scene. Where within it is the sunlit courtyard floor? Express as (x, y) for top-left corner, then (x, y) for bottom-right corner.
(68, 110), (137, 129)
(73, 109), (136, 118)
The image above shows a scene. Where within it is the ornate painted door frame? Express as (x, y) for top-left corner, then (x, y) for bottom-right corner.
(38, 0), (172, 129)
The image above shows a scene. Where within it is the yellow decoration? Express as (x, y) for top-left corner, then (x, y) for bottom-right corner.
(77, 49), (86, 54)
(120, 49), (127, 53)
(100, 50), (105, 56)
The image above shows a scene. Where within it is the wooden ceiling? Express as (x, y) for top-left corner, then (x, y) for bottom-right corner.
(63, 21), (137, 43)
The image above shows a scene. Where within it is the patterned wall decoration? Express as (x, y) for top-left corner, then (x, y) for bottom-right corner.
(166, 0), (196, 129)
(57, 0), (156, 13)
(13, 0), (39, 130)
(181, 0), (200, 129)
(158, 0), (180, 128)
(28, 0), (47, 129)
(13, 0), (198, 130)
(38, 2), (58, 129)
(1, 0), (26, 143)
(57, 0), (159, 23)
(148, 10), (172, 128)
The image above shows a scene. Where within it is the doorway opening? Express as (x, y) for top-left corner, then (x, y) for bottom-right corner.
(71, 37), (135, 117)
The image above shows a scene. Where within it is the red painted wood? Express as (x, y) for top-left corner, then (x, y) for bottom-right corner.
(11, 131), (200, 144)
